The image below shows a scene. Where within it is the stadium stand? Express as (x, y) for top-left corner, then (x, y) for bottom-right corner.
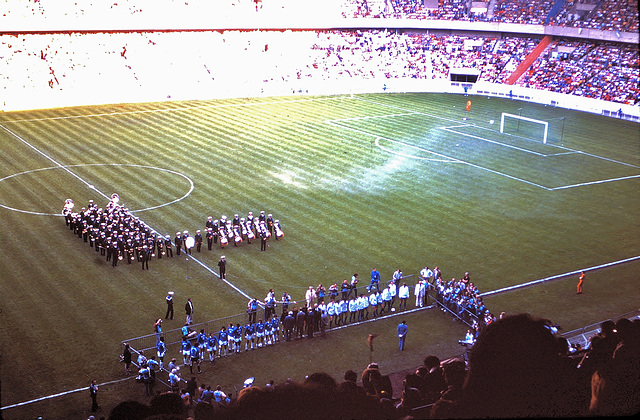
(3, 0), (638, 30)
(111, 312), (640, 419)
(517, 39), (640, 104)
(1, 2), (638, 417)
(338, 0), (638, 30)
(3, 29), (636, 109)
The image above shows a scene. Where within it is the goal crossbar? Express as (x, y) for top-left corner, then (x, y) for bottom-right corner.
(500, 112), (548, 144)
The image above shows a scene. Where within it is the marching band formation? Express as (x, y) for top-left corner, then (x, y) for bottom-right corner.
(61, 194), (284, 269)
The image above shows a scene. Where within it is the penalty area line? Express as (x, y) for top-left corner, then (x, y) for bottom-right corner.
(549, 174), (640, 191)
(480, 255), (640, 297)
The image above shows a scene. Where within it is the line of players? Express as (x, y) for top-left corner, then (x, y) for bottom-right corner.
(156, 280), (423, 373)
(62, 195), (285, 269)
(154, 272), (488, 377)
(158, 314), (283, 374)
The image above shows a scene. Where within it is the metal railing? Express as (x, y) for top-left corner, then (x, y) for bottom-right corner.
(121, 273), (426, 354)
(561, 308), (640, 349)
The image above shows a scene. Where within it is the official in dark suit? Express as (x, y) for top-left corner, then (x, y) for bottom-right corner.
(296, 309), (306, 339)
(284, 311), (295, 341)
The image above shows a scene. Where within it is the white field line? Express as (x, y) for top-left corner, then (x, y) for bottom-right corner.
(442, 127), (549, 156)
(354, 97), (465, 125)
(549, 174), (640, 191)
(435, 120), (638, 167)
(0, 124), (110, 200)
(443, 123), (583, 158)
(459, 160), (551, 189)
(553, 146), (640, 169)
(0, 123), (252, 302)
(326, 112), (418, 122)
(443, 127), (640, 189)
(327, 118), (551, 189)
(480, 255), (640, 297)
(375, 138), (463, 163)
(546, 152), (577, 156)
(0, 164), (195, 216)
(325, 118), (461, 163)
(0, 96), (349, 124)
(1, 377), (133, 411)
(355, 97), (640, 183)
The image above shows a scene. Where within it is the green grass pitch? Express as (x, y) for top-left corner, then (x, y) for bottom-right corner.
(1, 93), (639, 419)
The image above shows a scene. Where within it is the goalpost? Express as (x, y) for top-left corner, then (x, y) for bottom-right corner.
(499, 112), (566, 144)
(500, 112), (549, 144)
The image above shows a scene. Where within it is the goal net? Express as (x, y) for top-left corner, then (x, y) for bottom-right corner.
(500, 113), (564, 144)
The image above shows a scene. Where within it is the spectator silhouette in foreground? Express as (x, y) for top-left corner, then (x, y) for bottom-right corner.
(589, 317), (640, 416)
(432, 313), (584, 418)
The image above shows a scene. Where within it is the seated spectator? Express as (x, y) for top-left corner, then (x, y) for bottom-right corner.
(107, 400), (150, 420)
(589, 317), (640, 416)
(395, 386), (423, 417)
(421, 355), (447, 404)
(361, 363), (393, 398)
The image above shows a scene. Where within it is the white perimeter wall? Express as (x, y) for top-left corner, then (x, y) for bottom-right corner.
(7, 76), (636, 122)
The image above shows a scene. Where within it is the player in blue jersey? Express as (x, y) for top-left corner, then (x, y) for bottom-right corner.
(233, 323), (243, 353)
(264, 317), (273, 345)
(180, 338), (191, 366)
(169, 369), (180, 393)
(196, 329), (207, 359)
(156, 336), (167, 370)
(271, 315), (281, 343)
(206, 332), (218, 363)
(226, 323), (236, 353)
(337, 299), (348, 325)
(189, 343), (201, 373)
(147, 356), (159, 383)
(369, 268), (381, 293)
(255, 318), (265, 348)
(369, 291), (379, 318)
(218, 326), (228, 357)
(326, 299), (336, 328)
(244, 322), (255, 351)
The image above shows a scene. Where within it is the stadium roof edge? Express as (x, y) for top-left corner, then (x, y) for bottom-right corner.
(0, 18), (637, 45)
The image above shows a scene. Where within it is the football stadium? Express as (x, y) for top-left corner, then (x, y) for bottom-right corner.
(0, 1), (639, 419)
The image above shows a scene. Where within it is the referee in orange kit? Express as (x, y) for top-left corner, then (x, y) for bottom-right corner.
(577, 272), (585, 294)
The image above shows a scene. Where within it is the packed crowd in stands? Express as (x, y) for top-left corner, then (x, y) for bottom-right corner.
(103, 313), (640, 419)
(517, 39), (640, 104)
(3, 28), (637, 109)
(341, 0), (638, 31)
(300, 30), (539, 83)
(490, 0), (557, 25)
(562, 0), (640, 32)
(6, 0), (639, 32)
